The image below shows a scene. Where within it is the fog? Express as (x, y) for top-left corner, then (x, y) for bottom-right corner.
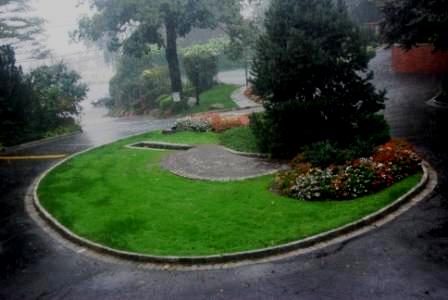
(22, 0), (114, 105)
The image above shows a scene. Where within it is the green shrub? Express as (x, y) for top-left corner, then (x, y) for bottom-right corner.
(183, 45), (219, 105)
(174, 119), (212, 132)
(158, 95), (173, 111)
(250, 0), (387, 158)
(249, 112), (273, 154)
(276, 139), (422, 201)
(1, 45), (87, 146)
(108, 56), (170, 114)
(219, 127), (260, 153)
(302, 141), (348, 167)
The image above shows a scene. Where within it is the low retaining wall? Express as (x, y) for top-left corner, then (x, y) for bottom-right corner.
(392, 44), (448, 74)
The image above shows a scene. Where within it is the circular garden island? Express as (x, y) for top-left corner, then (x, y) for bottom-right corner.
(37, 125), (423, 258)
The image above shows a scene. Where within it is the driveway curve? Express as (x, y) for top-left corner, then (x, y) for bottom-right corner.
(1, 49), (448, 300)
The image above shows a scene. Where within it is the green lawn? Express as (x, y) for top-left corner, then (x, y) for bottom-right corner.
(187, 84), (239, 114)
(219, 126), (261, 153)
(38, 131), (422, 256)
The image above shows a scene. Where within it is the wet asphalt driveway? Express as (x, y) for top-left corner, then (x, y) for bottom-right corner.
(1, 49), (448, 299)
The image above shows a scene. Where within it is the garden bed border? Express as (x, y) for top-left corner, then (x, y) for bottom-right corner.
(30, 138), (437, 268)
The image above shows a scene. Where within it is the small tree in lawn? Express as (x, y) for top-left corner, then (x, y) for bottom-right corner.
(250, 0), (387, 157)
(381, 0), (448, 103)
(183, 46), (218, 106)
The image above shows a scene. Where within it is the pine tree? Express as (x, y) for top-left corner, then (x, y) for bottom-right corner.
(250, 0), (387, 157)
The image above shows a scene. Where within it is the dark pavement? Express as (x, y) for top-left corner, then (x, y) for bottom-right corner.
(1, 49), (448, 299)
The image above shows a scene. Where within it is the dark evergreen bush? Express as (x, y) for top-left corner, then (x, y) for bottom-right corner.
(250, 0), (387, 158)
(1, 45), (87, 146)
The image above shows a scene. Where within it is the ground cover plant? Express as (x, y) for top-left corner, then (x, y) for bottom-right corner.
(37, 131), (422, 256)
(276, 139), (422, 201)
(219, 126), (260, 153)
(175, 112), (250, 134)
(186, 84), (239, 114)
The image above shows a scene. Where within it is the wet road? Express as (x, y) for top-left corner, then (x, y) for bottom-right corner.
(1, 49), (448, 299)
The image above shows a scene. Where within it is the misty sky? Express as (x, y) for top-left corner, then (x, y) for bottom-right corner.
(31, 0), (90, 55)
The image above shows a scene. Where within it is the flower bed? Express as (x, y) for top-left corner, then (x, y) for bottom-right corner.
(276, 139), (422, 201)
(174, 113), (250, 133)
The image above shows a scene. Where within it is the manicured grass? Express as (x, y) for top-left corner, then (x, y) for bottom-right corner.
(187, 84), (239, 114)
(38, 131), (422, 256)
(219, 126), (261, 153)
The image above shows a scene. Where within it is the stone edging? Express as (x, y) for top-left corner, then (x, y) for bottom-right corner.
(31, 142), (436, 268)
(127, 141), (269, 158)
(221, 146), (269, 158)
(163, 163), (282, 182)
(126, 141), (194, 151)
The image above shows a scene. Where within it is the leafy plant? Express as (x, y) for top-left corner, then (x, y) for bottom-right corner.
(219, 126), (260, 153)
(183, 45), (219, 105)
(0, 47), (87, 146)
(302, 141), (348, 167)
(174, 119), (212, 132)
(276, 139), (422, 201)
(28, 63), (88, 127)
(250, 0), (386, 158)
(157, 95), (173, 111)
(74, 0), (245, 103)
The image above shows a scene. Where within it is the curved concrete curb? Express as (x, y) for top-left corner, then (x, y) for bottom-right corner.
(30, 140), (437, 269)
(127, 141), (268, 158)
(163, 164), (283, 182)
(231, 86), (262, 109)
(221, 146), (269, 158)
(2, 131), (81, 154)
(126, 141), (194, 151)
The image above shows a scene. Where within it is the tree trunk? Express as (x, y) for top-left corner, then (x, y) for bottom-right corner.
(164, 17), (183, 101)
(195, 81), (200, 106)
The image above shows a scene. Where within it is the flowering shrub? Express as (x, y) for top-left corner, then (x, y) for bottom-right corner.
(174, 118), (212, 132)
(276, 139), (422, 201)
(209, 114), (250, 132)
(290, 168), (335, 200)
(176, 112), (250, 133)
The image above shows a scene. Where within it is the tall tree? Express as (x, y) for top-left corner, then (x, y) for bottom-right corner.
(74, 0), (243, 103)
(250, 0), (386, 157)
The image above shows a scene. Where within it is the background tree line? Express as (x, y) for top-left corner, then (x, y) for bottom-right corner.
(0, 45), (88, 147)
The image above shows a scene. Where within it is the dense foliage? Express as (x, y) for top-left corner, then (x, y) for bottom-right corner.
(0, 45), (35, 146)
(250, 0), (387, 158)
(277, 140), (421, 201)
(0, 46), (87, 147)
(174, 118), (212, 133)
(75, 0), (243, 103)
(106, 38), (241, 115)
(174, 113), (250, 133)
(381, 0), (448, 51)
(28, 63), (88, 129)
(110, 57), (171, 116)
(183, 45), (218, 105)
